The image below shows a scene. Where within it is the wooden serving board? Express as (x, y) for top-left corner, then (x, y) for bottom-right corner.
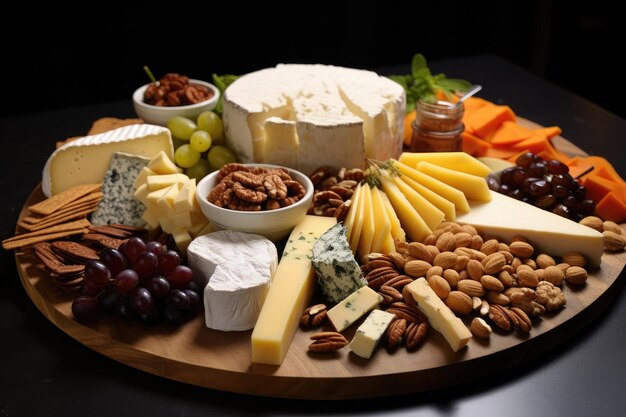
(14, 125), (626, 399)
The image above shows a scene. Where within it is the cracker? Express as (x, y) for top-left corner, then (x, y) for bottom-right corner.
(23, 198), (100, 225)
(29, 184), (101, 216)
(18, 208), (96, 231)
(3, 219), (91, 243)
(2, 229), (89, 250)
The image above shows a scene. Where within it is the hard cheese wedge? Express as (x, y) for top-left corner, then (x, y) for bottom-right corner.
(251, 215), (336, 365)
(404, 278), (472, 352)
(380, 173), (431, 242)
(42, 124), (173, 196)
(399, 152), (491, 177)
(400, 175), (456, 220)
(369, 188), (392, 254)
(416, 161), (492, 202)
(456, 191), (604, 267)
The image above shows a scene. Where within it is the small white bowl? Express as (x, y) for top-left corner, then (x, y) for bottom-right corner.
(132, 79), (220, 126)
(195, 164), (314, 242)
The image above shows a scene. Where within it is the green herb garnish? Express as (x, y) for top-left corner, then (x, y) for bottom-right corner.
(212, 73), (240, 115)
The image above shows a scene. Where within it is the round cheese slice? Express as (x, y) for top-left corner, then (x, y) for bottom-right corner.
(223, 64), (406, 174)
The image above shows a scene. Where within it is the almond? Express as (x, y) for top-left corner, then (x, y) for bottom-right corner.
(457, 279), (486, 297)
(407, 242), (432, 262)
(454, 232), (472, 249)
(481, 274), (504, 292)
(509, 241), (534, 258)
(579, 216), (603, 232)
(498, 242), (510, 252)
(480, 300), (490, 316)
(426, 265), (443, 279)
(461, 224), (478, 236)
(555, 262), (571, 273)
(453, 255), (470, 272)
(467, 259), (484, 281)
(562, 252), (586, 267)
(542, 265), (564, 286)
(498, 270), (517, 287)
(423, 234), (437, 246)
(603, 220), (622, 234)
(480, 239), (499, 255)
(523, 258), (537, 269)
(511, 256), (523, 270)
(426, 245), (440, 262)
(428, 275), (451, 299)
(404, 260), (432, 278)
(472, 296), (482, 310)
(481, 252), (506, 275)
(445, 291), (473, 316)
(470, 234), (484, 250)
(436, 232), (456, 252)
(454, 247), (476, 260)
(517, 269), (539, 287)
(603, 230), (626, 252)
(536, 253), (556, 269)
(433, 251), (458, 269)
(470, 317), (492, 339)
(499, 250), (513, 264)
(565, 266), (588, 285)
(486, 291), (510, 306)
(471, 248), (487, 261)
(442, 268), (460, 288)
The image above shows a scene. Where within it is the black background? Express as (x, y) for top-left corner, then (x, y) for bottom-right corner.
(3, 0), (624, 117)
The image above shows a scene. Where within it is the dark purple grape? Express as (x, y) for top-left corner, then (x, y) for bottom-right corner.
(133, 251), (158, 279)
(166, 265), (193, 289)
(552, 184), (570, 199)
(534, 194), (557, 210)
(508, 189), (524, 200)
(563, 196), (579, 211)
(99, 248), (128, 276)
(100, 290), (121, 312)
(72, 296), (100, 322)
(512, 169), (530, 187)
(547, 159), (569, 175)
(572, 185), (586, 201)
(580, 199), (596, 216)
(130, 287), (154, 314)
(115, 269), (140, 294)
(164, 304), (184, 324)
(157, 250), (181, 274)
(117, 241), (128, 258)
(186, 280), (202, 294)
(553, 204), (571, 218)
(146, 275), (170, 299)
(115, 297), (136, 321)
(499, 183), (512, 194)
(515, 152), (535, 169)
(84, 260), (111, 287)
(551, 173), (575, 190)
(139, 309), (160, 325)
(500, 167), (518, 187)
(528, 162), (547, 178)
(522, 177), (540, 194)
(487, 176), (500, 191)
(528, 179), (551, 197)
(125, 237), (146, 264)
(169, 289), (191, 310)
(184, 289), (201, 310)
(145, 241), (165, 255)
(82, 281), (104, 296)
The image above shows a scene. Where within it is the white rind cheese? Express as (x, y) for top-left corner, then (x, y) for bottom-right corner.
(42, 124), (173, 197)
(312, 223), (367, 303)
(187, 230), (278, 331)
(222, 64), (405, 174)
(348, 309), (396, 359)
(90, 152), (149, 227)
(456, 191), (604, 267)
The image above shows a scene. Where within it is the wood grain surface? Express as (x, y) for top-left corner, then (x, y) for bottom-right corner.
(13, 123), (626, 399)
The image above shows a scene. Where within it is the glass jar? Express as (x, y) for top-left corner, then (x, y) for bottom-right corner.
(410, 99), (464, 152)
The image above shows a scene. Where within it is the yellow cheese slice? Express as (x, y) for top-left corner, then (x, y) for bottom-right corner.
(392, 176), (445, 231)
(146, 173), (189, 191)
(380, 173), (431, 242)
(399, 151), (491, 177)
(357, 185), (375, 261)
(155, 184), (180, 215)
(148, 150), (183, 175)
(416, 161), (492, 202)
(348, 184), (366, 254)
(369, 188), (392, 254)
(400, 175), (456, 220)
(344, 183), (362, 243)
(133, 183), (150, 206)
(379, 189), (406, 243)
(251, 215), (336, 365)
(133, 167), (156, 189)
(405, 278), (472, 352)
(394, 161), (470, 213)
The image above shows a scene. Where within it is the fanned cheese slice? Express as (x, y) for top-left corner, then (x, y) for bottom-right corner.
(42, 124), (173, 196)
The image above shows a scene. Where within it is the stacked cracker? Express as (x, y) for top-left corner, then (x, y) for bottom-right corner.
(2, 184), (102, 250)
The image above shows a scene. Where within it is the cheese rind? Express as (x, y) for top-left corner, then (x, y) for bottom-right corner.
(42, 124), (173, 196)
(251, 215), (336, 365)
(404, 278), (472, 352)
(327, 286), (383, 333)
(348, 309), (396, 359)
(457, 191), (604, 267)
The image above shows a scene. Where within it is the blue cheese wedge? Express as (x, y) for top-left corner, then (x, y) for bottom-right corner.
(312, 223), (367, 303)
(327, 286), (383, 332)
(90, 152), (149, 227)
(348, 309), (396, 359)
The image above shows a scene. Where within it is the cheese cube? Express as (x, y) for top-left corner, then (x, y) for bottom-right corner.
(146, 173), (189, 191)
(404, 278), (472, 352)
(171, 229), (192, 254)
(158, 216), (176, 234)
(133, 183), (150, 206)
(348, 309), (396, 359)
(142, 208), (159, 229)
(171, 210), (192, 229)
(251, 215), (336, 365)
(327, 286), (383, 332)
(148, 151), (183, 174)
(155, 184), (180, 215)
(173, 179), (197, 213)
(133, 167), (156, 189)
(146, 186), (171, 205)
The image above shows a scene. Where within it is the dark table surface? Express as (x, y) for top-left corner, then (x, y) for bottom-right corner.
(1, 55), (625, 417)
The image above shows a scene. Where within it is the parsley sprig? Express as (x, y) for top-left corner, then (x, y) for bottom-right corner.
(388, 53), (472, 114)
(364, 159), (401, 189)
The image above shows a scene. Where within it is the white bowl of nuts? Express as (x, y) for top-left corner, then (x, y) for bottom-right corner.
(196, 163), (314, 242)
(132, 74), (220, 126)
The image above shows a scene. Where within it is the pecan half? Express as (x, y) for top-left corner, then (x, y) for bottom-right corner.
(308, 331), (349, 352)
(300, 304), (328, 327)
(405, 321), (429, 349)
(386, 318), (407, 348)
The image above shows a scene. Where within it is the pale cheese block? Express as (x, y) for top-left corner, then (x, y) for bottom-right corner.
(223, 64), (405, 174)
(457, 191), (604, 267)
(416, 161), (492, 202)
(251, 215), (336, 365)
(42, 124), (173, 196)
(187, 230), (278, 331)
(327, 286), (383, 333)
(404, 278), (472, 352)
(399, 152), (492, 177)
(348, 309), (396, 359)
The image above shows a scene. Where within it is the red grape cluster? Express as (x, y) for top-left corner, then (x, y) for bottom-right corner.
(71, 237), (202, 324)
(489, 152), (595, 221)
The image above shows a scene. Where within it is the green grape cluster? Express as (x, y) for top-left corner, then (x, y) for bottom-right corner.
(166, 111), (237, 180)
